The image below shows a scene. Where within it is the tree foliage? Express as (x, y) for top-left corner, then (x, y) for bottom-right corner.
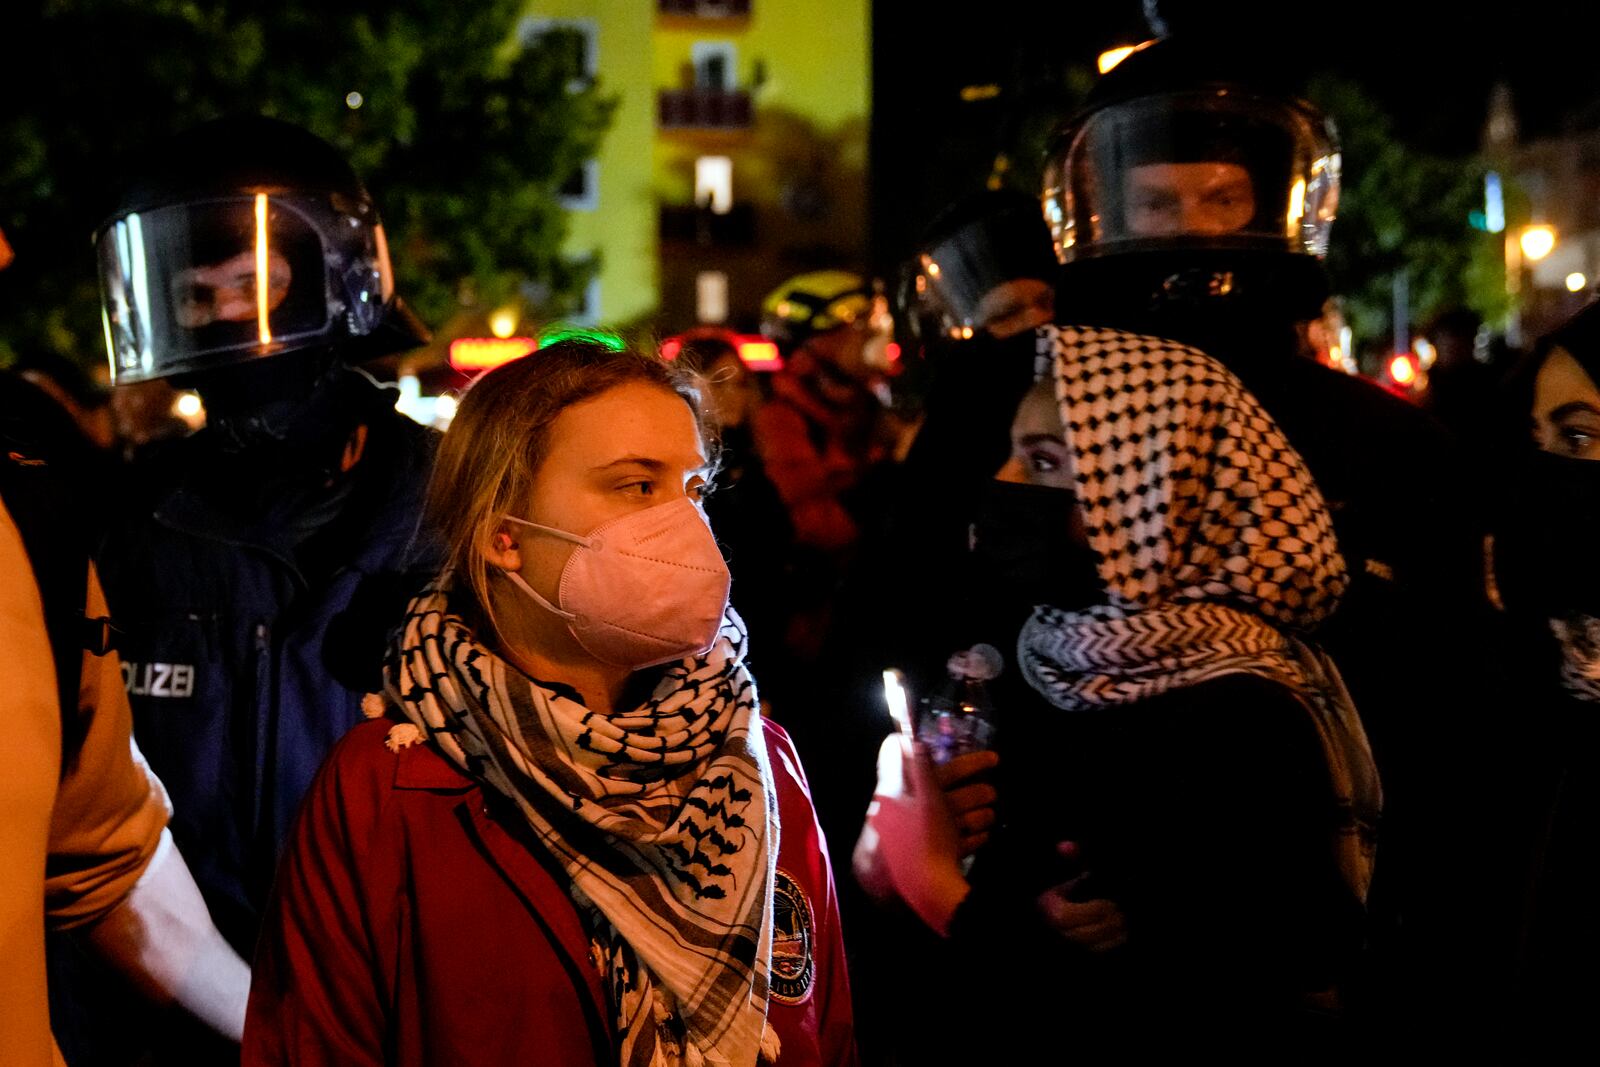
(0, 0), (615, 366)
(1308, 75), (1508, 362)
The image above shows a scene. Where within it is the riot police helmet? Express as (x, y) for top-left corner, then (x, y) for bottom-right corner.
(1043, 30), (1340, 324)
(95, 116), (429, 386)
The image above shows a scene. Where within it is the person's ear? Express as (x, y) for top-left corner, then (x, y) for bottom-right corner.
(482, 523), (523, 573)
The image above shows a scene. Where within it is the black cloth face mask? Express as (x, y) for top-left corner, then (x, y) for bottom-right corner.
(1495, 449), (1600, 619)
(912, 329), (1042, 488)
(190, 356), (389, 526)
(970, 479), (1105, 621)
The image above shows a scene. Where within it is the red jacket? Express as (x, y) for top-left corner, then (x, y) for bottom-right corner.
(243, 716), (857, 1067)
(751, 355), (881, 553)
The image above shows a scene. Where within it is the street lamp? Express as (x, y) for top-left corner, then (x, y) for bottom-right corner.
(1520, 224), (1557, 262)
(489, 307), (519, 339)
(1506, 223), (1560, 347)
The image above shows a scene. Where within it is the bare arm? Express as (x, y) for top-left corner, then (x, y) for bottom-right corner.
(81, 828), (250, 1042)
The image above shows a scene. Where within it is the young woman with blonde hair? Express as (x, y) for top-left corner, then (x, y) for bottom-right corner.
(243, 337), (856, 1067)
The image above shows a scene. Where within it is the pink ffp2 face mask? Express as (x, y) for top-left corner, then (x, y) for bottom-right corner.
(502, 496), (731, 669)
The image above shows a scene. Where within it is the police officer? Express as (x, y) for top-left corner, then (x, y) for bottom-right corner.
(93, 117), (439, 976)
(865, 189), (1063, 694)
(1039, 17), (1499, 1041)
(900, 189), (1061, 504)
(910, 188), (1059, 348)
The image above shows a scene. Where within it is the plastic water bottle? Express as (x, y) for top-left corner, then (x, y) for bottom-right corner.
(918, 643), (1002, 765)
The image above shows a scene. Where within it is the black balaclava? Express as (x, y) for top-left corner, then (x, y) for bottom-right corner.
(186, 348), (394, 527)
(901, 326), (1041, 505)
(1055, 252), (1319, 369)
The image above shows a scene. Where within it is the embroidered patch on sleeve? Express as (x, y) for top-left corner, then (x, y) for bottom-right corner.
(769, 868), (816, 1005)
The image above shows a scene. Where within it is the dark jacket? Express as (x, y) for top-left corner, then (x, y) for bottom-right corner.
(1495, 627), (1600, 1050)
(1218, 344), (1504, 1036)
(928, 672), (1360, 1061)
(243, 717), (859, 1067)
(96, 406), (439, 953)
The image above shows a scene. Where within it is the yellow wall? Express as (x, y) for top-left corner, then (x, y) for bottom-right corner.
(653, 1), (870, 207)
(521, 1), (872, 328)
(521, 1), (658, 326)
(652, 3), (869, 128)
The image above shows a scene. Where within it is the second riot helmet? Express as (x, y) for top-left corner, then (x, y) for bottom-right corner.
(908, 189), (1057, 341)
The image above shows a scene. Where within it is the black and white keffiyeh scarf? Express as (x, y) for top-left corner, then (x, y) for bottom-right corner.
(1018, 325), (1381, 899)
(382, 581), (778, 1067)
(1551, 613), (1600, 702)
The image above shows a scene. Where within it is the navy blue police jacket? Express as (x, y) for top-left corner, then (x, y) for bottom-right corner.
(97, 408), (439, 953)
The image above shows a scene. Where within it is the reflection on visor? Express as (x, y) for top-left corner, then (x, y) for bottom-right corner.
(916, 195), (1058, 333)
(96, 196), (334, 379)
(97, 189), (403, 383)
(256, 192), (273, 344)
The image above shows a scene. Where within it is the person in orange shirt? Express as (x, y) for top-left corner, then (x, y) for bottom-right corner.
(0, 220), (248, 1065)
(0, 490), (250, 1065)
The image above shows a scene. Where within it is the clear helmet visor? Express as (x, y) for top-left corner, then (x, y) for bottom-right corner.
(1044, 91), (1340, 264)
(916, 210), (1057, 336)
(96, 194), (396, 383)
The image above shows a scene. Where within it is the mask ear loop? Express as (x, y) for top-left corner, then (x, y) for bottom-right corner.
(499, 515), (592, 622)
(503, 570), (578, 621)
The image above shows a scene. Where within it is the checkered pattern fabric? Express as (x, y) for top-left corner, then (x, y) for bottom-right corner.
(387, 585), (778, 1067)
(1552, 613), (1600, 702)
(1052, 325), (1344, 626)
(1018, 325), (1380, 898)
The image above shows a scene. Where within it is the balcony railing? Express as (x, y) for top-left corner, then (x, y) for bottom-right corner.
(658, 88), (753, 130)
(658, 0), (751, 17)
(660, 203), (756, 247)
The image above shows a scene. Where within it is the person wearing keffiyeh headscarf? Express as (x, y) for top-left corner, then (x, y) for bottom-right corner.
(243, 339), (858, 1067)
(861, 325), (1380, 1055)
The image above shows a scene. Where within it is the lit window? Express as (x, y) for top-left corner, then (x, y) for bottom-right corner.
(697, 271), (729, 324)
(695, 156), (733, 215)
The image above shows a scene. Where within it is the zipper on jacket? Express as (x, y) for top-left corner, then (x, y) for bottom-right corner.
(250, 620), (273, 878)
